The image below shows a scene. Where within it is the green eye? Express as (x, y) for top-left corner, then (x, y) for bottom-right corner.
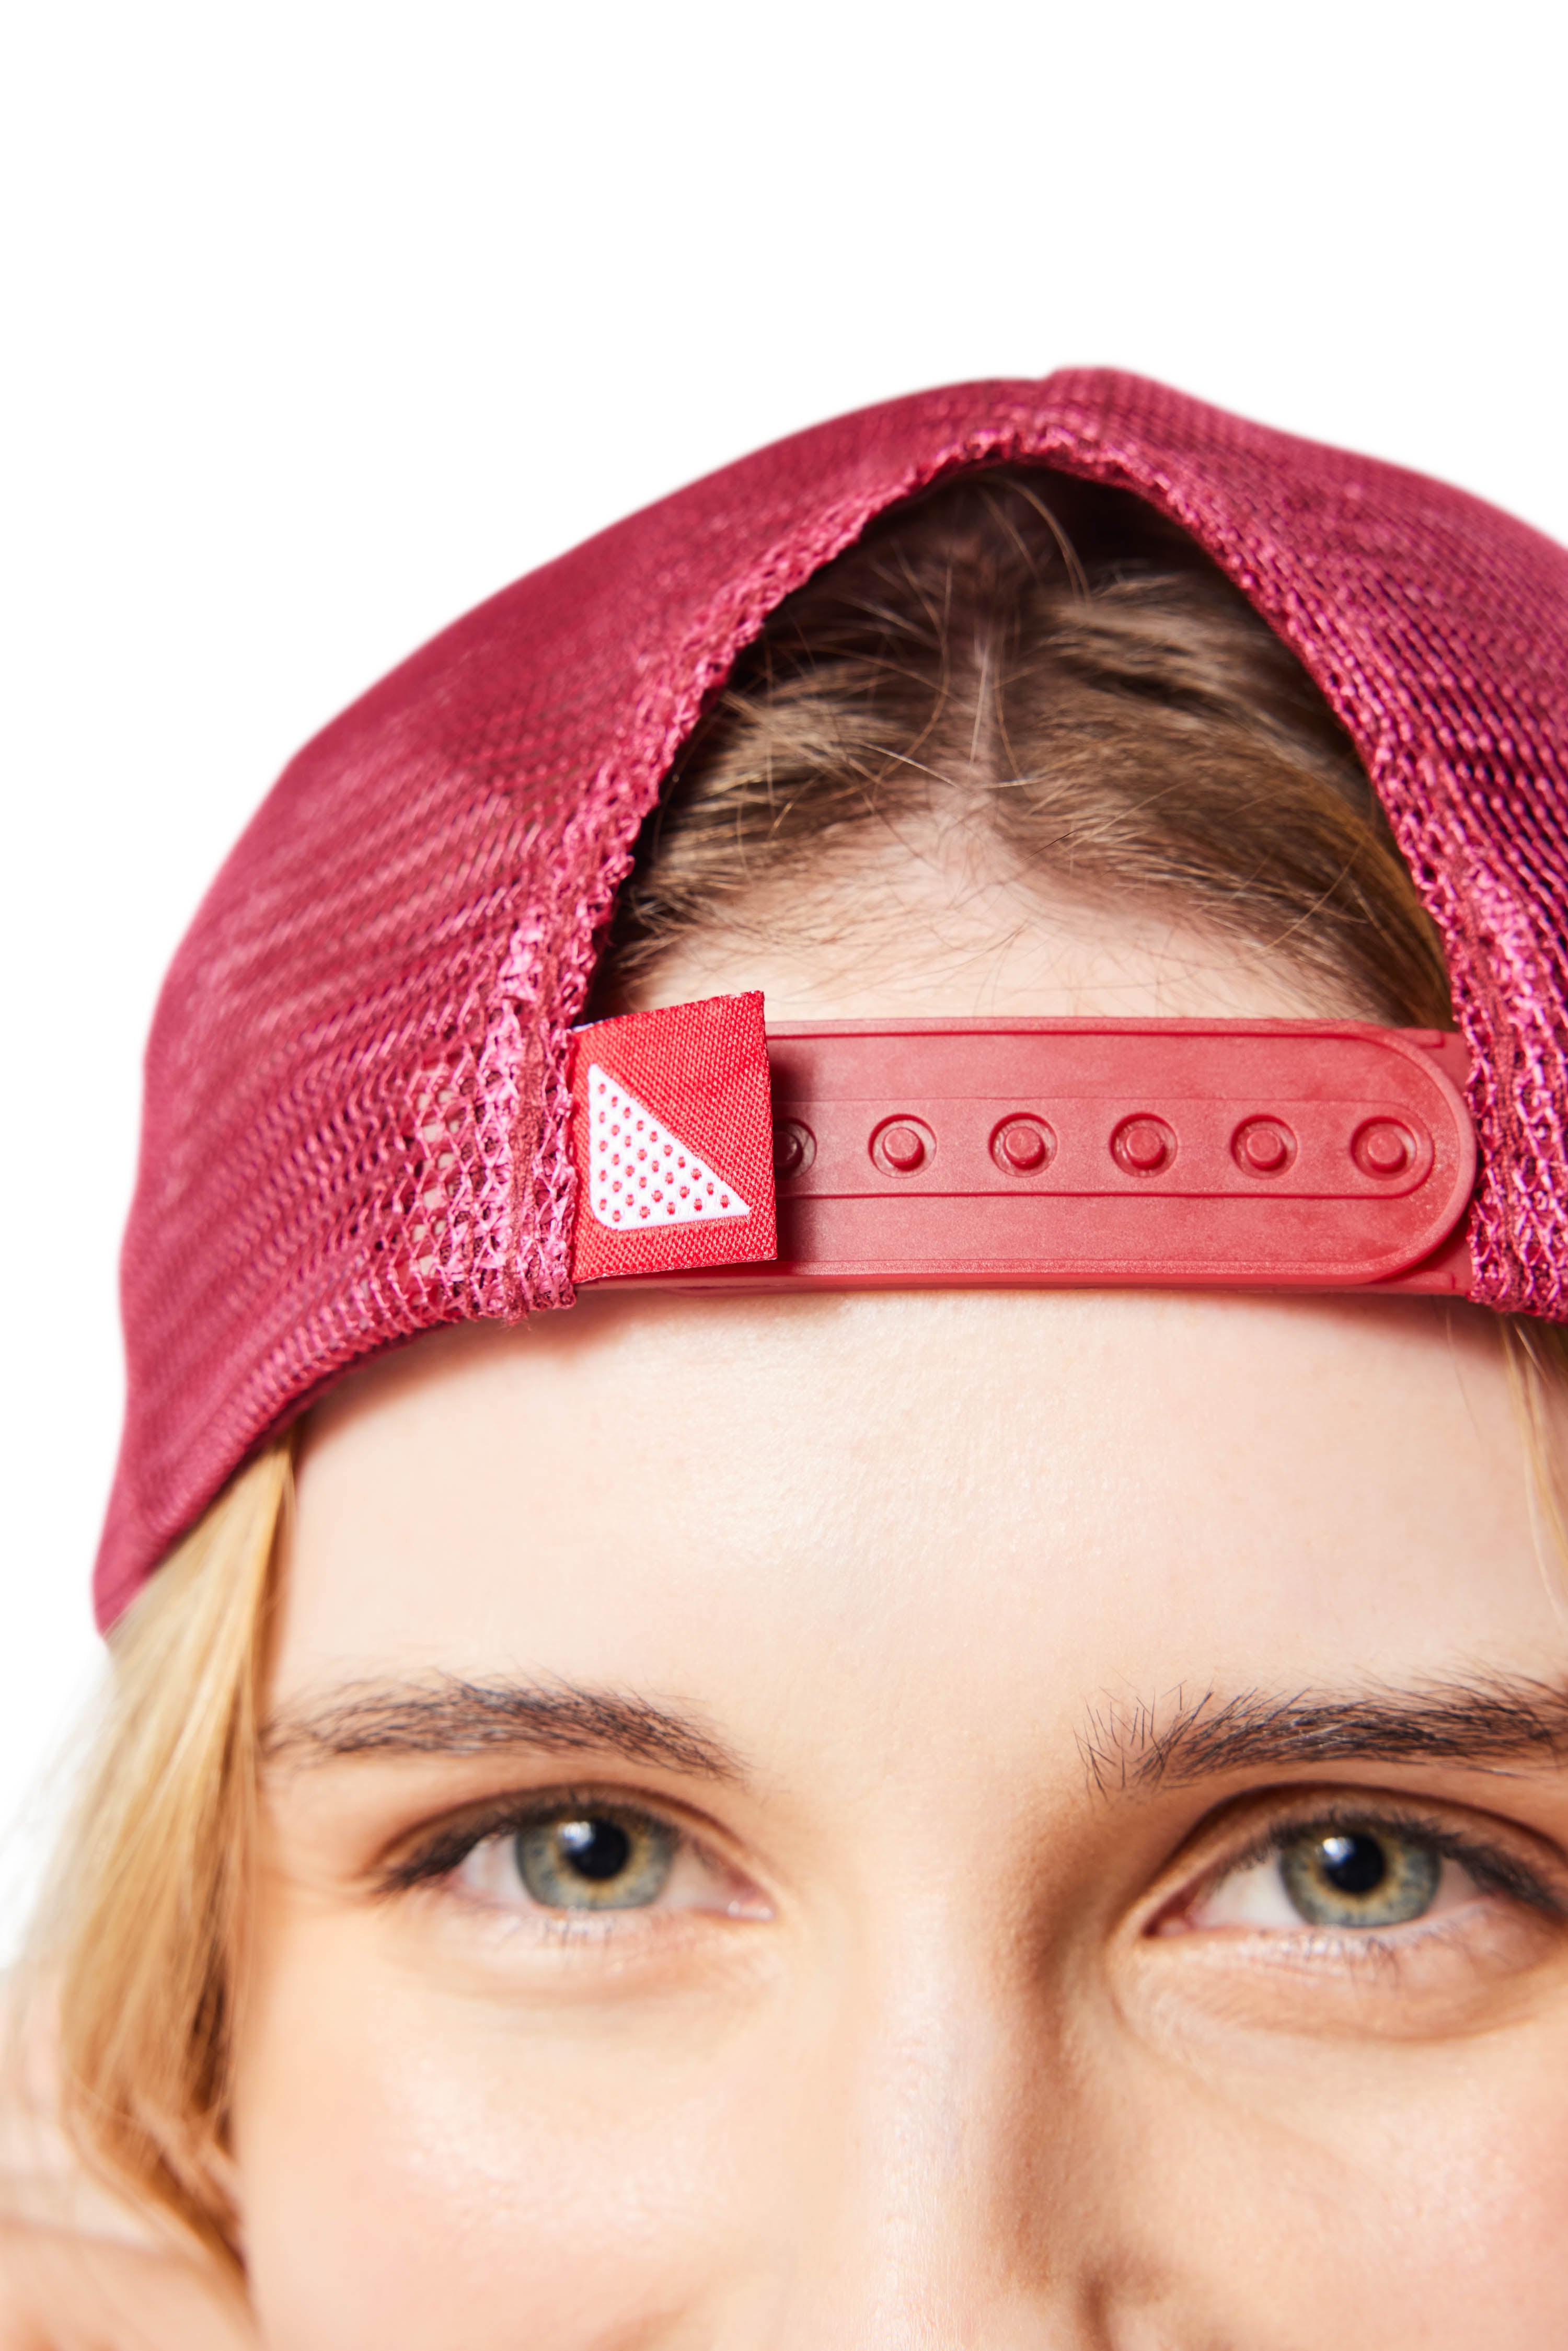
(1279, 1826), (1442, 1929)
(513, 1808), (677, 1911)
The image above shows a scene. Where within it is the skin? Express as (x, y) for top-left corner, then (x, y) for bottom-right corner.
(28, 849), (1568, 2346)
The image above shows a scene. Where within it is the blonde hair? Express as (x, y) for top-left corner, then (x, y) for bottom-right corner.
(29, 1442), (290, 2260)
(31, 468), (1568, 2256)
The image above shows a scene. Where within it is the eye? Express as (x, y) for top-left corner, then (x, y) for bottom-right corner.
(1189, 1820), (1468, 1933)
(428, 1796), (769, 1921)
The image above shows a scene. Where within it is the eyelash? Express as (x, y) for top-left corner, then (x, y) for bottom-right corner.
(1185, 1800), (1566, 1926)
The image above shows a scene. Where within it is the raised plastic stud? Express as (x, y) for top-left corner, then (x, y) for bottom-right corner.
(991, 1115), (1054, 1175)
(1233, 1116), (1295, 1176)
(1353, 1117), (1414, 1178)
(775, 1119), (816, 1180)
(1112, 1115), (1175, 1177)
(881, 1123), (926, 1172)
(871, 1116), (935, 1176)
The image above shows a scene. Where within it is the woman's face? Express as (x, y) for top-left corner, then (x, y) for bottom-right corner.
(233, 903), (1568, 2346)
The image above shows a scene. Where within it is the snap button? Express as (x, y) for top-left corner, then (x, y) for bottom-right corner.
(1352, 1118), (1414, 1178)
(991, 1115), (1054, 1175)
(774, 1119), (815, 1179)
(1112, 1115), (1175, 1176)
(1233, 1117), (1296, 1176)
(870, 1116), (935, 1176)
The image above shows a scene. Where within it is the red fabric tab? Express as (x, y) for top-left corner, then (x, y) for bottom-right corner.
(568, 993), (777, 1281)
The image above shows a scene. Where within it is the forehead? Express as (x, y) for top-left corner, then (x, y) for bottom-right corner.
(275, 1289), (1562, 1744)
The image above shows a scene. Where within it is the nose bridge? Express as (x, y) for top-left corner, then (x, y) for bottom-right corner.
(758, 1910), (1081, 2350)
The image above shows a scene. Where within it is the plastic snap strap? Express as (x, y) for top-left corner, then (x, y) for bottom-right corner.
(568, 1005), (1475, 1297)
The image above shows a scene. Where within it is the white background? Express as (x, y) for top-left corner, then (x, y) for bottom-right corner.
(3, 1), (1565, 1954)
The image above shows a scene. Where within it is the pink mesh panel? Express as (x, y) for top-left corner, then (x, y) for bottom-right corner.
(95, 370), (1568, 1628)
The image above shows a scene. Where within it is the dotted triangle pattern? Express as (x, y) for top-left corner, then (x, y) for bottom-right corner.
(587, 1065), (750, 1230)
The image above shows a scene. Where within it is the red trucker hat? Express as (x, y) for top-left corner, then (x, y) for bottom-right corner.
(96, 371), (1568, 1629)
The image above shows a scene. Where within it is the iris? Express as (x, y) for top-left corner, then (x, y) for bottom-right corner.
(1279, 1827), (1441, 1928)
(514, 1808), (677, 1910)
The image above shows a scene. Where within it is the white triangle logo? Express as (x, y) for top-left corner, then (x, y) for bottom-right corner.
(586, 1064), (751, 1232)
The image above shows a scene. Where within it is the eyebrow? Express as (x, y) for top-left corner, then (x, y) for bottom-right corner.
(262, 1675), (743, 1782)
(1080, 1677), (1568, 1796)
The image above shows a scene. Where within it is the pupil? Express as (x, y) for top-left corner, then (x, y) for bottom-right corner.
(556, 1817), (632, 1883)
(1318, 1832), (1388, 1897)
